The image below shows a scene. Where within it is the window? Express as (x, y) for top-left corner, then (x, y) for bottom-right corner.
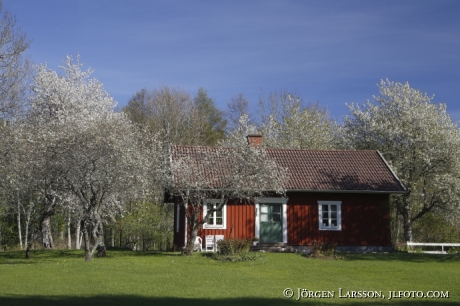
(203, 200), (227, 229)
(318, 201), (341, 231)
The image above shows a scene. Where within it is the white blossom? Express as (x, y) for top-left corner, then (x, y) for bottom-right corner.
(343, 79), (460, 242)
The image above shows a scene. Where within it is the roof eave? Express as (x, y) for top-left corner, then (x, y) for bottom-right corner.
(376, 150), (407, 192)
(286, 189), (407, 194)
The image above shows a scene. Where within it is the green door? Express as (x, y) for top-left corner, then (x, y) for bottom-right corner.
(259, 204), (282, 243)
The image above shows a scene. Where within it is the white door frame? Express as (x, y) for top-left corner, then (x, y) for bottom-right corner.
(255, 197), (288, 243)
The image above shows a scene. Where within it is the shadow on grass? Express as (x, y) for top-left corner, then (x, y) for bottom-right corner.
(2, 249), (459, 265)
(342, 252), (460, 263)
(0, 249), (183, 265)
(0, 250), (83, 265)
(101, 249), (183, 258)
(0, 295), (458, 306)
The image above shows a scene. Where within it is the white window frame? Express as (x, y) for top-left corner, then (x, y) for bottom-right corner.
(203, 199), (227, 229)
(318, 201), (342, 231)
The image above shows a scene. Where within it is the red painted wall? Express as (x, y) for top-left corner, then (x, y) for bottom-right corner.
(173, 192), (392, 248)
(173, 199), (255, 248)
(197, 202), (255, 241)
(286, 192), (391, 246)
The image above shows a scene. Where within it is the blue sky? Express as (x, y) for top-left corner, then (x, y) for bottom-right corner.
(4, 0), (460, 122)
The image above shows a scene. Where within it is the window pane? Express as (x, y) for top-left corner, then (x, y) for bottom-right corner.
(318, 202), (341, 230)
(216, 217), (222, 225)
(216, 210), (222, 218)
(208, 217), (214, 225)
(261, 214), (269, 222)
(272, 213), (281, 222)
(273, 206), (281, 213)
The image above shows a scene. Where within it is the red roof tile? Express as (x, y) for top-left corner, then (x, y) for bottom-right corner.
(266, 148), (405, 192)
(170, 145), (406, 193)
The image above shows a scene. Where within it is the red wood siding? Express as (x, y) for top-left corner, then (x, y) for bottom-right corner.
(174, 192), (392, 248)
(197, 201), (255, 241)
(286, 192), (391, 246)
(173, 200), (255, 248)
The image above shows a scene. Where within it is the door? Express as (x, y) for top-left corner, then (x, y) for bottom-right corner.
(259, 204), (282, 242)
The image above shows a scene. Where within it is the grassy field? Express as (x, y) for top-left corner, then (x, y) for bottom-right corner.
(0, 249), (459, 306)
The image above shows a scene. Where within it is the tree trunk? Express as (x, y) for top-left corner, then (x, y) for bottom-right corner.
(75, 219), (81, 249)
(402, 211), (413, 243)
(111, 227), (114, 247)
(24, 221), (28, 247)
(82, 221), (93, 261)
(25, 243), (31, 259)
(185, 227), (198, 255)
(67, 212), (71, 249)
(41, 215), (54, 249)
(394, 215), (399, 244)
(93, 223), (106, 257)
(0, 222), (2, 250)
(24, 205), (32, 247)
(17, 203), (23, 250)
(25, 228), (36, 259)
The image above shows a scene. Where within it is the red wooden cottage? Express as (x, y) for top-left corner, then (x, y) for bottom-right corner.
(172, 135), (406, 252)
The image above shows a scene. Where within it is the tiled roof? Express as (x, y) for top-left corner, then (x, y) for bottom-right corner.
(170, 145), (406, 193)
(265, 148), (405, 192)
(170, 145), (236, 188)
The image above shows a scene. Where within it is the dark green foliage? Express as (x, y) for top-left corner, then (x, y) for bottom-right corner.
(304, 240), (337, 258)
(212, 238), (255, 261)
(412, 213), (460, 243)
(0, 213), (16, 250)
(211, 251), (259, 262)
(110, 201), (174, 251)
(194, 87), (227, 145)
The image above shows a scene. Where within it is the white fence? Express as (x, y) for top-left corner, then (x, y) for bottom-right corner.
(406, 242), (460, 254)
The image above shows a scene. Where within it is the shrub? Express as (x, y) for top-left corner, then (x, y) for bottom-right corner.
(211, 252), (259, 262)
(304, 240), (337, 258)
(448, 247), (459, 254)
(217, 238), (252, 256)
(211, 238), (258, 262)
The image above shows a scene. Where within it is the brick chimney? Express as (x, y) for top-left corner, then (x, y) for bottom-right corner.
(246, 134), (263, 148)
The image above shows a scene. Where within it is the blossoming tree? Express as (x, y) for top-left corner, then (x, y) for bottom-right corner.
(343, 80), (460, 242)
(167, 141), (287, 255)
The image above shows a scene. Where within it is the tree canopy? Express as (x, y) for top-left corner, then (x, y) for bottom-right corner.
(124, 86), (226, 146)
(342, 79), (460, 242)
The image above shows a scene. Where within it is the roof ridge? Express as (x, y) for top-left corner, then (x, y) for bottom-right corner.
(171, 144), (378, 153)
(266, 148), (378, 153)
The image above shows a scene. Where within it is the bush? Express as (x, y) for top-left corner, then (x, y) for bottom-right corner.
(448, 247), (459, 254)
(217, 238), (252, 256)
(304, 240), (337, 258)
(211, 238), (258, 262)
(211, 252), (259, 262)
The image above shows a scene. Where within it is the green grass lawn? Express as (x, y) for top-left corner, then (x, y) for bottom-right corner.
(0, 249), (459, 306)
